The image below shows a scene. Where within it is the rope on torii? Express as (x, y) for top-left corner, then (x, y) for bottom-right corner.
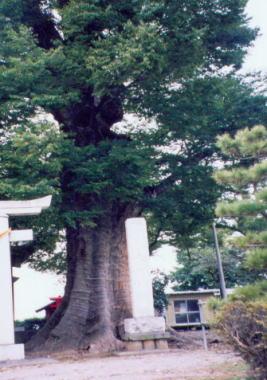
(0, 228), (11, 239)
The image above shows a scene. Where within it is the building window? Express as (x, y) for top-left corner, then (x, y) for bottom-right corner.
(174, 299), (201, 325)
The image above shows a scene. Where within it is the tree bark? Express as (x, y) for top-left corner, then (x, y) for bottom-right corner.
(27, 206), (138, 354)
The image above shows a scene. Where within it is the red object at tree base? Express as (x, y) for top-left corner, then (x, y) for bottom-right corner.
(36, 296), (63, 320)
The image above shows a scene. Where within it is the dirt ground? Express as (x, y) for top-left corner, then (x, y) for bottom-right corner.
(0, 349), (248, 380)
(0, 331), (248, 380)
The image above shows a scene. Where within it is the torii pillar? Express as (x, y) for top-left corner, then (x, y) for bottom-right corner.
(0, 196), (52, 361)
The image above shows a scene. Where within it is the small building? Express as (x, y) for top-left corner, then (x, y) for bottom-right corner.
(36, 296), (62, 320)
(166, 289), (220, 328)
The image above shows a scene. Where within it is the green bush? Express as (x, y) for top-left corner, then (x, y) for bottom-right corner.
(217, 301), (267, 380)
(15, 318), (46, 343)
(15, 318), (46, 331)
(207, 296), (225, 313)
(229, 281), (267, 303)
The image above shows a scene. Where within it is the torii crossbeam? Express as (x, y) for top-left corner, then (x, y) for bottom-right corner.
(0, 196), (52, 361)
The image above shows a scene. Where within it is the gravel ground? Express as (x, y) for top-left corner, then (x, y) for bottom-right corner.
(0, 349), (247, 380)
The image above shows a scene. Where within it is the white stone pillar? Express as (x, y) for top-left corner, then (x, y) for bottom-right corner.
(125, 218), (154, 318)
(0, 196), (51, 361)
(0, 214), (14, 345)
(0, 214), (24, 360)
(122, 218), (166, 345)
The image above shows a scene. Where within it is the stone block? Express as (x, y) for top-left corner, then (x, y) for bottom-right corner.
(126, 341), (143, 351)
(155, 339), (169, 350)
(0, 344), (24, 361)
(143, 340), (155, 350)
(122, 316), (166, 340)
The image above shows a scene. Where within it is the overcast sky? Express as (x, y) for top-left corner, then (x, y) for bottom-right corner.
(242, 0), (267, 73)
(14, 0), (267, 320)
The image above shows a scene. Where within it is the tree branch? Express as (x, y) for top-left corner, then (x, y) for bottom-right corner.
(149, 227), (162, 251)
(22, 1), (62, 49)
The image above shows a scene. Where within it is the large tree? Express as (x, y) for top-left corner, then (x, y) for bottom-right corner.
(1, 0), (267, 353)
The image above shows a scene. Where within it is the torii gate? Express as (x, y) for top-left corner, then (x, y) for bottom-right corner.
(0, 196), (52, 361)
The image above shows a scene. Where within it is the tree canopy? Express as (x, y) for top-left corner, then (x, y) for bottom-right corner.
(0, 0), (267, 352)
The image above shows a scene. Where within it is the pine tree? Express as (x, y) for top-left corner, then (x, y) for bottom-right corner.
(214, 126), (267, 379)
(0, 0), (267, 353)
(215, 125), (267, 282)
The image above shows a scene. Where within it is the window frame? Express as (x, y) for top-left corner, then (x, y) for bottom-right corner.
(173, 298), (201, 326)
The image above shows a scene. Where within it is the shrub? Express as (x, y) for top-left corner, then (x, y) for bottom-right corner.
(217, 301), (267, 380)
(15, 318), (46, 343)
(229, 281), (267, 303)
(15, 318), (46, 331)
(207, 296), (225, 313)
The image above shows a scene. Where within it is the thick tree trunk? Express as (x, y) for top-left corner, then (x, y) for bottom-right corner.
(27, 207), (138, 354)
(26, 96), (135, 354)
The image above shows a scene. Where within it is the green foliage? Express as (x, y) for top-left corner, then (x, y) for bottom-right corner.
(215, 125), (267, 272)
(86, 21), (166, 96)
(66, 141), (157, 202)
(15, 317), (46, 343)
(216, 125), (267, 159)
(229, 281), (267, 303)
(0, 121), (66, 265)
(214, 126), (267, 380)
(217, 301), (267, 380)
(0, 0), (266, 272)
(143, 76), (267, 250)
(152, 271), (169, 315)
(207, 296), (225, 313)
(246, 249), (267, 271)
(170, 230), (262, 291)
(15, 317), (46, 331)
(215, 161), (267, 190)
(0, 122), (63, 199)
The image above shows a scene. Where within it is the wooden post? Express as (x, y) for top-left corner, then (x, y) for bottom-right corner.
(198, 301), (208, 351)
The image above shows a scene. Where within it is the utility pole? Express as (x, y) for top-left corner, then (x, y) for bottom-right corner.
(212, 222), (227, 300)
